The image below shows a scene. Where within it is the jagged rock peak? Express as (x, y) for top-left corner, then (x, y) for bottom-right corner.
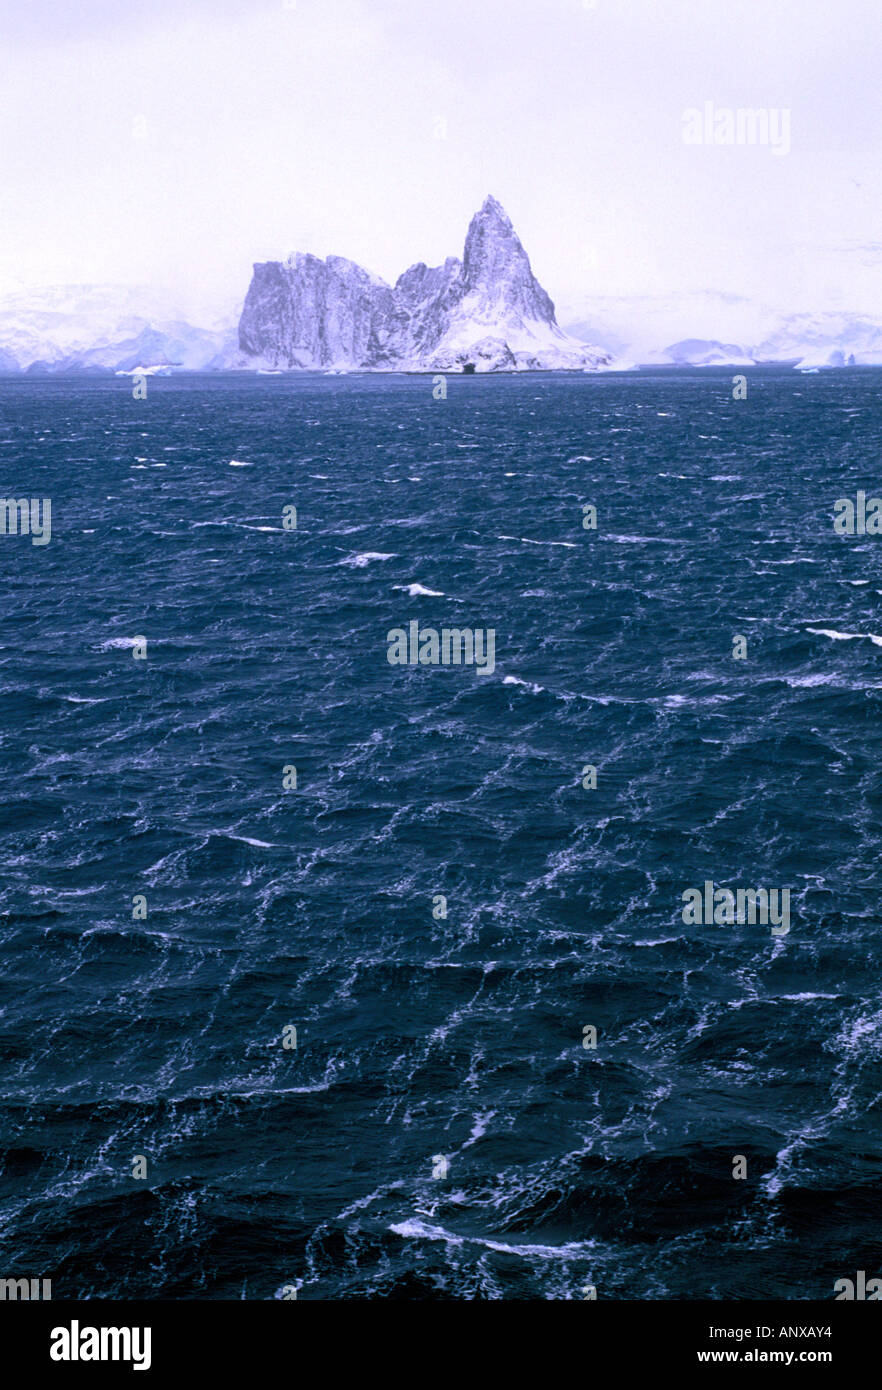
(237, 197), (611, 371)
(477, 194), (513, 224)
(460, 195), (555, 326)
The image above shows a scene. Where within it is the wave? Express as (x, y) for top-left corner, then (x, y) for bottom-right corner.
(95, 636), (146, 650)
(502, 675), (544, 694)
(388, 1219), (596, 1262)
(339, 552), (397, 567)
(807, 626), (882, 645)
(602, 534), (683, 546)
(497, 535), (577, 548)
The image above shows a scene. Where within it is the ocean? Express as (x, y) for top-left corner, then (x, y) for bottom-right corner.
(1, 367), (881, 1300)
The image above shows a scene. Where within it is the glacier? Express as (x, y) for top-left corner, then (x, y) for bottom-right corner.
(0, 283), (238, 375)
(561, 292), (882, 370)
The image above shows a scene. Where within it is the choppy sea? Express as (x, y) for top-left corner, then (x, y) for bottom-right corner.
(1, 368), (881, 1299)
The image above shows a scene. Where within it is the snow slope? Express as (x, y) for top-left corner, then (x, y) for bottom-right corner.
(0, 284), (236, 373)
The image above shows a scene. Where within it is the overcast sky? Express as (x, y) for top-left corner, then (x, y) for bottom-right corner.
(1, 0), (880, 320)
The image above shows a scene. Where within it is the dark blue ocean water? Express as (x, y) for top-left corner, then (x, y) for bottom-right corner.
(1, 368), (881, 1300)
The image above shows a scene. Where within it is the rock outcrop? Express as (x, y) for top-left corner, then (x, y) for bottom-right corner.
(237, 196), (611, 372)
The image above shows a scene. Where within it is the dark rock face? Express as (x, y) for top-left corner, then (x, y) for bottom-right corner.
(238, 254), (403, 368)
(237, 197), (611, 372)
(458, 196), (556, 325)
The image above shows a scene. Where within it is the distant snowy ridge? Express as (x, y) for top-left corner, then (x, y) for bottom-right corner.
(237, 196), (612, 373)
(6, 234), (882, 375)
(0, 284), (237, 374)
(562, 292), (882, 369)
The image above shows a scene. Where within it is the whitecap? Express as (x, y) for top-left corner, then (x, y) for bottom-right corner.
(389, 1219), (594, 1262)
(603, 534), (681, 545)
(96, 636), (146, 651)
(218, 832), (276, 848)
(777, 992), (841, 1002)
(502, 675), (544, 693)
(339, 552), (396, 567)
(463, 1110), (496, 1148)
(785, 673), (840, 687)
(806, 627), (881, 643)
(497, 535), (577, 548)
(392, 583), (444, 597)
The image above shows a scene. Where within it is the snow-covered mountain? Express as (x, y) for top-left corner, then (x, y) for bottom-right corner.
(0, 284), (236, 373)
(237, 196), (612, 372)
(562, 292), (882, 369)
(6, 232), (882, 376)
(751, 312), (882, 367)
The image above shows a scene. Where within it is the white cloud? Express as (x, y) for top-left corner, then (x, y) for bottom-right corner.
(1, 0), (880, 318)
